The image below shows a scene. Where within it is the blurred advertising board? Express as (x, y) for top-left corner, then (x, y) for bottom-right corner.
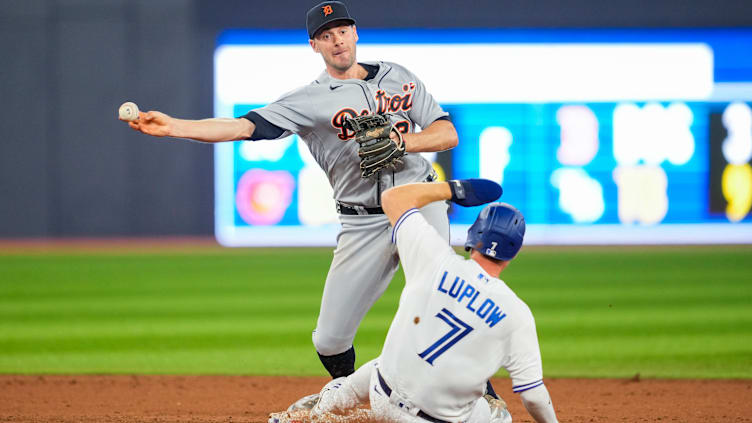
(214, 29), (752, 246)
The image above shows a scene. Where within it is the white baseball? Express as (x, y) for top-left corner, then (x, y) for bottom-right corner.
(118, 101), (140, 122)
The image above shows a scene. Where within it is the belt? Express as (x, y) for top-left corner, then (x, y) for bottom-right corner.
(376, 369), (452, 423)
(336, 172), (438, 216)
(336, 203), (384, 215)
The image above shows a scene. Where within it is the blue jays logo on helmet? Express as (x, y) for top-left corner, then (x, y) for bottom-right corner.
(464, 203), (526, 261)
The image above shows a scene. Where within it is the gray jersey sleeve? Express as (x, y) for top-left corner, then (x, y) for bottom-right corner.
(403, 68), (448, 129)
(251, 86), (316, 139)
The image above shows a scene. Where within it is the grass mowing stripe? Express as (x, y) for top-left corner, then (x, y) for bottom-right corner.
(0, 316), (316, 338)
(0, 331), (310, 354)
(0, 296), (321, 315)
(0, 347), (369, 375)
(1, 246), (750, 378)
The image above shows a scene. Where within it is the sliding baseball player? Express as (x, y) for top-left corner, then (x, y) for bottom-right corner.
(299, 179), (559, 423)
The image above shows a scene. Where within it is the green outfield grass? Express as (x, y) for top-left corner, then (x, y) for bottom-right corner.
(1, 245), (750, 378)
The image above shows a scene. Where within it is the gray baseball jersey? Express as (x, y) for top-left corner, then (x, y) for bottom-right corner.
(251, 60), (448, 207)
(244, 60), (452, 362)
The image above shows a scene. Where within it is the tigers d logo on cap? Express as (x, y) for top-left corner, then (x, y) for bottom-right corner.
(306, 1), (356, 39)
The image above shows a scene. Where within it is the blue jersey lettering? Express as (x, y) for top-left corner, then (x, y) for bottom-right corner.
(458, 284), (475, 303)
(476, 299), (494, 319)
(485, 306), (507, 327)
(435, 270), (507, 328)
(448, 277), (465, 298)
(466, 291), (480, 312)
(438, 271), (449, 293)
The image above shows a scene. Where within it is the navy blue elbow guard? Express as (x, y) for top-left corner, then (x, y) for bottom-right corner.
(448, 179), (503, 207)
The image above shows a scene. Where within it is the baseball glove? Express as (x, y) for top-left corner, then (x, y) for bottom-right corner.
(345, 114), (406, 178)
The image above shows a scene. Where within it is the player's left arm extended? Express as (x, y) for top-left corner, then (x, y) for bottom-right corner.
(382, 182), (452, 226)
(400, 119), (458, 153)
(382, 179), (502, 226)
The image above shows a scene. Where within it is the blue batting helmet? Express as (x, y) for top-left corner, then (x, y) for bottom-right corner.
(464, 203), (526, 261)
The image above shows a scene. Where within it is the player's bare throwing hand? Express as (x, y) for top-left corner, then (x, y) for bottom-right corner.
(118, 1), (491, 412)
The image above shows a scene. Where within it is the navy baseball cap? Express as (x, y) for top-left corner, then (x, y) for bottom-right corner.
(306, 1), (356, 39)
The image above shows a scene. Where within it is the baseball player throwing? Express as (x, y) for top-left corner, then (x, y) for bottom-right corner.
(118, 0), (516, 410)
(295, 179), (558, 423)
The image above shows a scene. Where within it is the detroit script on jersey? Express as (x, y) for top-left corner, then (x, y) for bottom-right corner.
(250, 61), (447, 206)
(331, 82), (417, 140)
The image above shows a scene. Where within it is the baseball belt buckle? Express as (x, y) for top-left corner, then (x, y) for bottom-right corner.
(353, 205), (368, 216)
(335, 202), (343, 214)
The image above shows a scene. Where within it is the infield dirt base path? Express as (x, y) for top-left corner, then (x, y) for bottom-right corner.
(1, 375), (750, 423)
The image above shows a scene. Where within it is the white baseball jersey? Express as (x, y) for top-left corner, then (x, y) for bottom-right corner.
(381, 208), (544, 422)
(251, 61), (448, 207)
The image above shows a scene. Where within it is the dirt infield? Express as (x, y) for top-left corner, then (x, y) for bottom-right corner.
(1, 375), (750, 423)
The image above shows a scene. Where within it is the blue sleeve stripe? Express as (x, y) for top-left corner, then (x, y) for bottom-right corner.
(513, 380), (542, 390)
(513, 380), (544, 393)
(392, 208), (420, 243)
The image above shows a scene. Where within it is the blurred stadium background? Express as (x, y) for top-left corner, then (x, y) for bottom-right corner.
(1, 0), (751, 379)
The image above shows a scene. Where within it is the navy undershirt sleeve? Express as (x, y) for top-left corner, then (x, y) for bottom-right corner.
(239, 111), (286, 141)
